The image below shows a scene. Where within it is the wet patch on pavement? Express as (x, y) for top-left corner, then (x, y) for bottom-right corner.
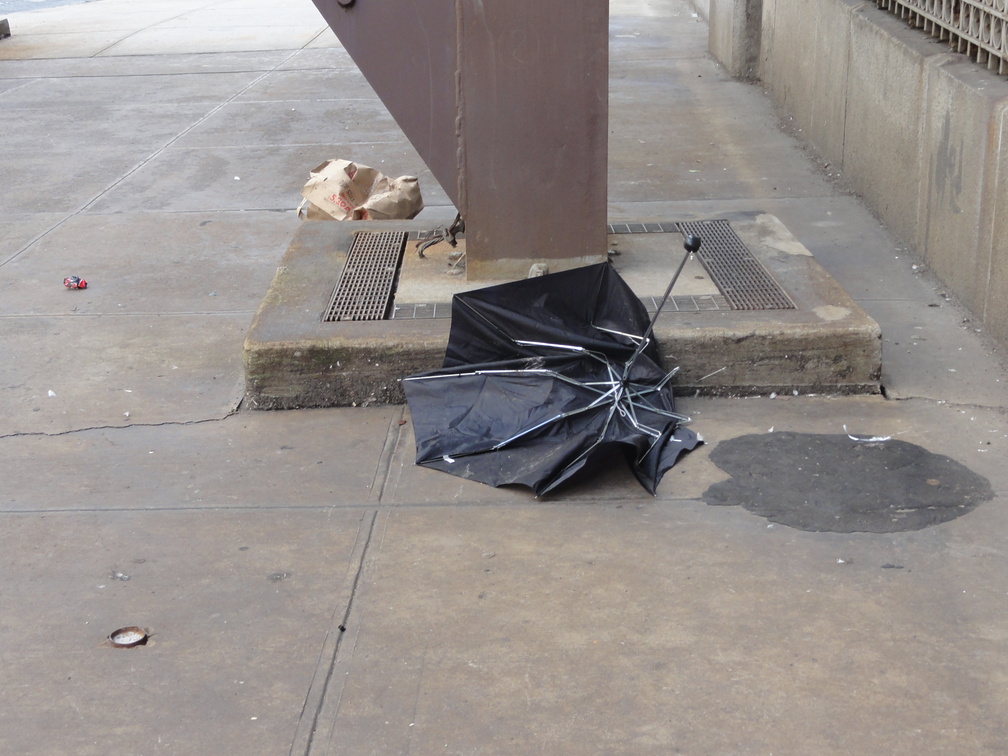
(702, 432), (993, 532)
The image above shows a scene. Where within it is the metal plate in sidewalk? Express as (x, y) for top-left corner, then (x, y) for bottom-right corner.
(324, 231), (407, 322)
(678, 219), (795, 310)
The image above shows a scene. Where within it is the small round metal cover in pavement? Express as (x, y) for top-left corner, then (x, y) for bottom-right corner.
(702, 432), (993, 533)
(108, 626), (148, 648)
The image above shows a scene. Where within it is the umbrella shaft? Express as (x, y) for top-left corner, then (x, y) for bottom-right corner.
(624, 247), (692, 379)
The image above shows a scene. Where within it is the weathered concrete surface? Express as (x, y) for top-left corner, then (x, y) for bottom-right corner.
(243, 221), (451, 409)
(740, 0), (1008, 351)
(758, 0), (864, 172)
(0, 507), (372, 756)
(708, 0), (761, 79)
(2, 1), (1008, 754)
(244, 213), (881, 408)
(984, 102), (1008, 349)
(842, 6), (937, 249)
(918, 60), (1008, 323)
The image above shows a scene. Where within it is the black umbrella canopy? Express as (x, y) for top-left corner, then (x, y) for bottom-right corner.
(442, 262), (661, 368)
(403, 260), (701, 496)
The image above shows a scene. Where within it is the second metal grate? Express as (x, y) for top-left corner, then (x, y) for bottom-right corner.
(678, 219), (795, 310)
(324, 231), (408, 322)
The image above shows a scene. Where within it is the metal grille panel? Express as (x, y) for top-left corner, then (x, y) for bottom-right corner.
(323, 231), (407, 322)
(877, 0), (1008, 76)
(677, 219), (795, 311)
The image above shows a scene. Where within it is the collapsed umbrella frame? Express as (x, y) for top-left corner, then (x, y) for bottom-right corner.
(403, 234), (703, 496)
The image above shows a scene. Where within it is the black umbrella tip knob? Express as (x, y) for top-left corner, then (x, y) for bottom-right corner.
(683, 234), (701, 253)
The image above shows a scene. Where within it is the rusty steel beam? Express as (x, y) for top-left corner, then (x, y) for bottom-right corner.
(311, 0), (609, 279)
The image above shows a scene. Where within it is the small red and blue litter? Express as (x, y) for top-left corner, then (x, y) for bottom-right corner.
(63, 276), (87, 289)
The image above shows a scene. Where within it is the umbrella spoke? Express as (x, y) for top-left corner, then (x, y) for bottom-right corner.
(629, 403), (691, 424)
(514, 340), (586, 353)
(593, 325), (648, 348)
(492, 398), (611, 450)
(406, 366), (617, 401)
(623, 393), (691, 424)
(616, 393), (663, 439)
(536, 391), (626, 492)
(493, 368), (624, 450)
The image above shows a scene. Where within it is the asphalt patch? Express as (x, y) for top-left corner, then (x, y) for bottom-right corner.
(702, 432), (993, 533)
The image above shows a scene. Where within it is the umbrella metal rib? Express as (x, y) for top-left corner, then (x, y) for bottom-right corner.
(405, 348), (689, 458)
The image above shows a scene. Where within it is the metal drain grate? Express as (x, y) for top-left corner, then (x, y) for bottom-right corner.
(643, 294), (731, 313)
(677, 219), (795, 310)
(383, 220), (792, 318)
(323, 231), (407, 322)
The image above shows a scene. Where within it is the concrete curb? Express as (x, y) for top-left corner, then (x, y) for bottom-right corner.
(244, 214), (882, 408)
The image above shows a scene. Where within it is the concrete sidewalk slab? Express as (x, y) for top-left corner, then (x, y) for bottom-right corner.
(274, 46), (353, 71)
(0, 507), (371, 756)
(1, 209), (297, 434)
(1, 314), (247, 434)
(868, 298), (1008, 405)
(170, 97), (405, 150)
(0, 212), (65, 259)
(0, 147), (174, 215)
(0, 69), (268, 107)
(0, 48), (297, 76)
(2, 0), (1007, 753)
(0, 0), (334, 59)
(0, 407), (399, 509)
(1, 212), (291, 315)
(313, 491), (1008, 754)
(0, 28), (126, 58)
(232, 65), (373, 102)
(610, 1), (708, 59)
(84, 145), (325, 213)
(609, 53), (829, 205)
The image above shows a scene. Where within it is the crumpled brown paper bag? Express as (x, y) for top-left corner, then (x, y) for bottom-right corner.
(297, 159), (423, 221)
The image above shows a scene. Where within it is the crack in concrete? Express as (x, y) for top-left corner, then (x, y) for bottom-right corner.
(0, 408), (241, 440)
(881, 395), (1008, 416)
(369, 407), (406, 504)
(291, 509), (379, 756)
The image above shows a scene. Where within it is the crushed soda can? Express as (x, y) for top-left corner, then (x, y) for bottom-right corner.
(63, 276), (87, 289)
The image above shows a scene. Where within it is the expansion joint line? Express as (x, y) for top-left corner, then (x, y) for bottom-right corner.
(0, 47), (304, 269)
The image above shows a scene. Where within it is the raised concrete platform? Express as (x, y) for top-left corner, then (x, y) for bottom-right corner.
(243, 212), (882, 408)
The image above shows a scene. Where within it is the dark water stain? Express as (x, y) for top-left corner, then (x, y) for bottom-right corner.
(702, 432), (993, 533)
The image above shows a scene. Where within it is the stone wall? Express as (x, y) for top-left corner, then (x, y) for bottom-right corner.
(708, 0), (1008, 350)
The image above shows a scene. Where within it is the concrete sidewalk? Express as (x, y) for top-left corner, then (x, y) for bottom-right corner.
(1, 1), (1007, 754)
